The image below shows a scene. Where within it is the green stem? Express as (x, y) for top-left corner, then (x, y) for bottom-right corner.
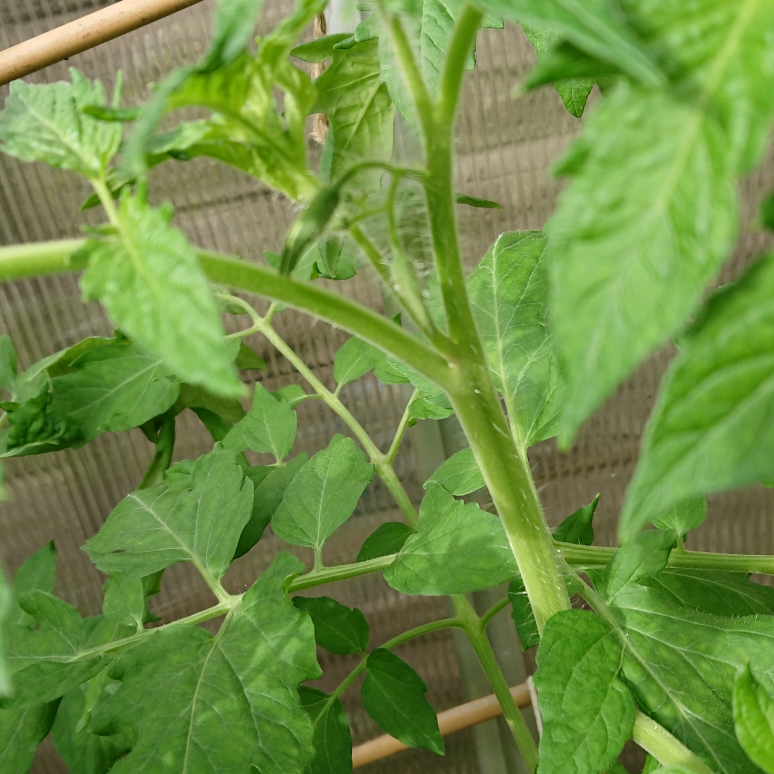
(453, 595), (539, 772)
(386, 388), (418, 464)
(0, 238), (88, 279)
(289, 555), (395, 591)
(93, 178), (121, 226)
(632, 713), (714, 774)
(349, 224), (392, 286)
(138, 412), (176, 490)
(479, 596), (510, 630)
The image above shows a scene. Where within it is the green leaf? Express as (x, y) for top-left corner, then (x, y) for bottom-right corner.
(522, 25), (594, 118)
(235, 453), (309, 559)
(51, 679), (132, 774)
(334, 337), (382, 386)
(602, 530), (674, 602)
(91, 553), (320, 774)
(224, 382), (297, 461)
(408, 390), (454, 422)
(0, 335), (17, 394)
(468, 231), (563, 448)
(508, 576), (539, 650)
(553, 494), (599, 546)
(200, 0), (267, 72)
(733, 665), (774, 774)
(313, 38), (395, 184)
(385, 483), (516, 594)
(9, 541), (57, 629)
(102, 573), (145, 634)
(234, 342), (266, 371)
(534, 609), (635, 774)
(357, 522), (414, 562)
(0, 702), (59, 774)
(299, 687), (353, 774)
(273, 384), (309, 407)
(552, 0), (774, 441)
(0, 69), (121, 179)
(80, 193), (241, 398)
(651, 498), (707, 537)
(361, 648), (443, 754)
(5, 592), (108, 707)
(291, 34), (353, 63)
(293, 596), (369, 655)
(425, 448), (485, 496)
(50, 340), (180, 442)
(481, 0), (661, 86)
(272, 435), (374, 558)
(1, 389), (82, 458)
(85, 447), (253, 584)
(455, 193), (503, 209)
(620, 253), (774, 540)
(173, 382), (245, 426)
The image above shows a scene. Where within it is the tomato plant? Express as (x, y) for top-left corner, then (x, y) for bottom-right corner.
(2, 0), (774, 772)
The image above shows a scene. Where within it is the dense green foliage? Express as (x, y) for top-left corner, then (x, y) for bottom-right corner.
(2, 0), (774, 772)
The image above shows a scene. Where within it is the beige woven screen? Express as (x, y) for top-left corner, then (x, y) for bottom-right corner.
(1, 2), (774, 773)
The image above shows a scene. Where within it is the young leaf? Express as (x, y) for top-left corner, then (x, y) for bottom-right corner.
(357, 522), (414, 562)
(0, 69), (121, 179)
(293, 596), (369, 655)
(534, 609), (635, 774)
(334, 337), (382, 387)
(425, 448), (485, 496)
(102, 573), (145, 633)
(79, 193), (242, 398)
(0, 335), (17, 395)
(91, 553), (320, 774)
(51, 680), (132, 774)
(508, 576), (539, 650)
(313, 38), (395, 184)
(385, 483), (517, 594)
(272, 435), (374, 559)
(733, 665), (774, 774)
(85, 447), (253, 584)
(273, 384), (309, 407)
(200, 0), (267, 72)
(651, 498), (707, 537)
(361, 648), (443, 754)
(0, 703), (59, 774)
(224, 382), (297, 461)
(51, 341), (180, 442)
(479, 0), (661, 86)
(408, 391), (454, 422)
(553, 494), (600, 546)
(455, 193), (503, 209)
(299, 687), (353, 774)
(602, 530), (674, 602)
(234, 343), (266, 371)
(235, 453), (309, 558)
(468, 231), (563, 448)
(621, 253), (774, 541)
(9, 541), (57, 629)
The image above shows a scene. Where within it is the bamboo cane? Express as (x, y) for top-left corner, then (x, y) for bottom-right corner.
(352, 683), (532, 768)
(0, 0), (206, 87)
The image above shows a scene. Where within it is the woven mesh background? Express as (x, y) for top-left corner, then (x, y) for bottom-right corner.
(1, 2), (774, 772)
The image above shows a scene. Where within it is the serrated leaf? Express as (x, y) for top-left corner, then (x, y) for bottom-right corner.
(0, 702), (59, 774)
(621, 253), (774, 540)
(357, 522), (414, 562)
(235, 453), (309, 559)
(9, 541), (56, 630)
(51, 680), (132, 774)
(50, 341), (180, 442)
(293, 596), (369, 655)
(224, 382), (297, 460)
(651, 498), (707, 537)
(602, 530), (674, 602)
(273, 384), (309, 406)
(234, 343), (266, 371)
(201, 0), (267, 72)
(272, 435), (374, 558)
(425, 448), (484, 496)
(80, 194), (241, 397)
(313, 38), (395, 184)
(91, 553), (320, 774)
(334, 337), (382, 386)
(733, 665), (774, 774)
(102, 573), (144, 633)
(552, 0), (774, 441)
(468, 231), (563, 448)
(299, 687), (353, 774)
(508, 576), (539, 650)
(385, 483), (516, 594)
(480, 0), (661, 86)
(361, 648), (443, 754)
(553, 494), (599, 546)
(0, 69), (121, 179)
(85, 447), (253, 585)
(522, 25), (594, 118)
(535, 609), (635, 774)
(5, 592), (108, 707)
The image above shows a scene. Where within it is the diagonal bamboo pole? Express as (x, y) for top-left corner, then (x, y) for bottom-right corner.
(352, 683), (532, 768)
(0, 0), (205, 87)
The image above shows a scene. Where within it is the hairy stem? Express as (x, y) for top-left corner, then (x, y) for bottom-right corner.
(632, 713), (714, 774)
(386, 388), (418, 464)
(453, 594), (539, 772)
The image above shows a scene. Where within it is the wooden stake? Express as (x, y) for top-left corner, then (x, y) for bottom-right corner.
(0, 0), (205, 87)
(352, 683), (532, 768)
